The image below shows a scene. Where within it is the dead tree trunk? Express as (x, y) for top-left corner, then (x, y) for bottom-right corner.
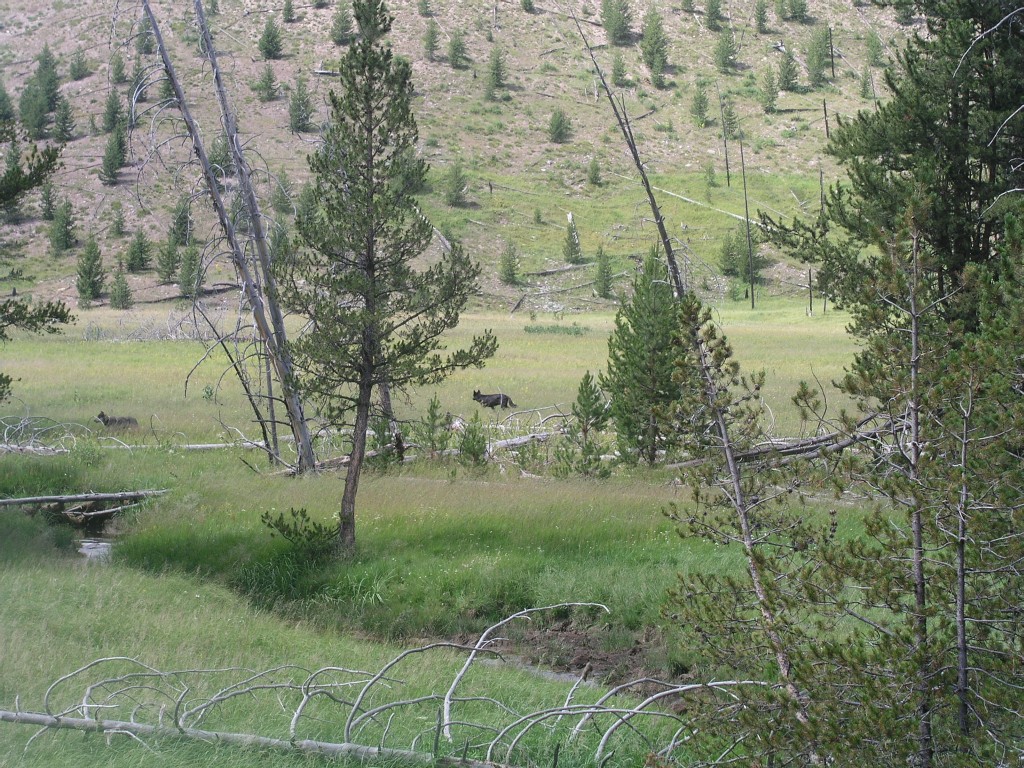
(141, 0), (316, 472)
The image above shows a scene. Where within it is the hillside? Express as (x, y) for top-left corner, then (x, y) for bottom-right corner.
(0, 0), (913, 312)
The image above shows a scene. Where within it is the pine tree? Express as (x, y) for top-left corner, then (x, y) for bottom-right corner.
(270, 168), (293, 214)
(52, 96), (74, 142)
(110, 52), (127, 84)
(760, 66), (779, 113)
(18, 81), (49, 140)
(110, 202), (126, 237)
(600, 0), (632, 45)
(865, 29), (884, 66)
(98, 122), (127, 185)
(777, 48), (799, 90)
(136, 16), (155, 55)
(713, 28), (738, 73)
(417, 0), (431, 16)
(76, 236), (106, 304)
(0, 78), (15, 123)
(447, 29), (467, 69)
(109, 260), (133, 309)
(288, 76), (314, 132)
(498, 240), (519, 284)
(859, 65), (874, 99)
(442, 158), (467, 206)
(259, 16), (284, 60)
(38, 178), (55, 220)
(125, 228), (151, 272)
(593, 243), (613, 298)
(562, 214), (583, 264)
(587, 157), (601, 186)
(721, 99), (740, 140)
(34, 44), (60, 112)
(331, 4), (354, 46)
(600, 248), (678, 463)
(690, 81), (709, 127)
(548, 108), (571, 143)
(102, 90), (123, 133)
(554, 370), (610, 478)
(610, 51), (627, 86)
(168, 194), (192, 247)
(69, 47), (90, 80)
(283, 0), (295, 22)
(705, 0), (722, 30)
(754, 0), (769, 33)
(130, 55), (147, 102)
(277, 0), (496, 552)
(156, 237), (180, 283)
(252, 62), (279, 101)
(640, 6), (668, 87)
(788, 0), (808, 23)
(49, 198), (75, 253)
(484, 47), (506, 100)
(806, 25), (831, 88)
(423, 19), (439, 60)
(178, 243), (202, 299)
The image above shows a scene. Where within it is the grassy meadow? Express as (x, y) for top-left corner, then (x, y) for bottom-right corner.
(1, 299), (860, 765)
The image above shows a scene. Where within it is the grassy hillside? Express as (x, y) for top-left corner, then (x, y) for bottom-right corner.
(1, 0), (913, 311)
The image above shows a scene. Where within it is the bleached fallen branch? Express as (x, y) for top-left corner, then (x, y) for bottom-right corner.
(0, 606), (770, 767)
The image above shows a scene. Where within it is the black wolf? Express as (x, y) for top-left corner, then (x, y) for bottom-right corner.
(96, 411), (139, 429)
(473, 390), (517, 409)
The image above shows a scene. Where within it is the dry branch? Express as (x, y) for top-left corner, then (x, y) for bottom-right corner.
(0, 490), (168, 509)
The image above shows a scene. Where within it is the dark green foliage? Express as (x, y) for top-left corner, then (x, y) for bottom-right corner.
(806, 26), (831, 87)
(252, 63), (279, 101)
(18, 81), (49, 140)
(554, 370), (610, 478)
(774, 0), (787, 22)
(417, 0), (431, 15)
(313, 0), (328, 8)
(548, 108), (571, 143)
(283, 0), (295, 22)
(720, 222), (769, 283)
(414, 394), (451, 458)
(38, 179), (55, 220)
(458, 411), (488, 466)
(331, 4), (354, 46)
(720, 99), (739, 140)
(278, 0), (496, 550)
(705, 0), (722, 30)
(777, 48), (799, 90)
(130, 55), (147, 102)
(76, 236), (106, 304)
(640, 6), (668, 87)
(713, 28), (737, 73)
(125, 228), (151, 272)
(423, 19), (439, 60)
(0, 80), (14, 123)
(594, 243), (613, 299)
(760, 66), (778, 113)
(110, 202), (126, 237)
(562, 215), (583, 264)
(859, 65), (874, 99)
(259, 16), (284, 60)
(108, 261), (133, 309)
(261, 508), (339, 556)
(498, 240), (519, 284)
(168, 195), (192, 247)
(587, 157), (601, 186)
(690, 81), (709, 127)
(136, 16), (155, 55)
(600, 249), (678, 463)
(288, 76), (315, 132)
(520, 0), (534, 12)
(610, 51), (627, 87)
(788, 0), (808, 23)
(601, 0), (632, 45)
(48, 197), (75, 253)
(865, 29), (883, 66)
(484, 47), (506, 100)
(207, 0), (218, 15)
(442, 158), (467, 206)
(270, 168), (293, 214)
(179, 243), (202, 299)
(0, 122), (59, 219)
(98, 123), (126, 185)
(68, 47), (90, 80)
(102, 90), (123, 133)
(754, 0), (769, 33)
(155, 238), (180, 283)
(52, 96), (74, 142)
(34, 45), (60, 112)
(447, 28), (467, 69)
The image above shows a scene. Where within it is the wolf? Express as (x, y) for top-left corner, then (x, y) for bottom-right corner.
(96, 411), (139, 429)
(473, 390), (517, 409)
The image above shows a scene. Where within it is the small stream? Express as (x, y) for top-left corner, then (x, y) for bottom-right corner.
(75, 537), (114, 561)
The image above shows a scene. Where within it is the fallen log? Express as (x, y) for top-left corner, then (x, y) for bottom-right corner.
(0, 490), (169, 508)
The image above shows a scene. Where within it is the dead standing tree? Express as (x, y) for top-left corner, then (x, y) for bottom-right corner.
(139, 0), (316, 472)
(571, 14), (819, 762)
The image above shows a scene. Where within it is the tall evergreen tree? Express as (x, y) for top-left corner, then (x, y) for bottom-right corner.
(102, 91), (123, 133)
(639, 6), (668, 87)
(447, 28), (467, 69)
(600, 249), (678, 463)
(713, 28), (738, 73)
(252, 63), (279, 102)
(68, 47), (90, 81)
(423, 19), (439, 60)
(110, 52), (127, 84)
(179, 243), (202, 299)
(259, 16), (284, 60)
(18, 81), (49, 140)
(777, 48), (799, 91)
(34, 44), (60, 112)
(484, 47), (506, 99)
(600, 0), (632, 45)
(52, 96), (74, 142)
(48, 197), (75, 253)
(76, 236), (106, 305)
(125, 228), (151, 272)
(331, 3), (354, 46)
(0, 79), (15, 123)
(594, 243), (613, 299)
(806, 25), (831, 88)
(277, 0), (496, 553)
(562, 214), (583, 264)
(156, 237), (180, 283)
(288, 76), (315, 132)
(108, 260), (133, 309)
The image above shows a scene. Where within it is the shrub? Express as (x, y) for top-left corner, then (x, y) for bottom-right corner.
(458, 411), (488, 466)
(417, 0), (431, 16)
(423, 20), (439, 60)
(601, 0), (632, 46)
(611, 52), (627, 87)
(690, 82), (709, 127)
(109, 261), (133, 309)
(499, 240), (519, 284)
(587, 157), (601, 186)
(252, 63), (279, 101)
(548, 108), (571, 143)
(521, 0), (535, 11)
(258, 17), (284, 60)
(49, 198), (75, 253)
(110, 52), (127, 84)
(443, 159), (467, 206)
(447, 29), (467, 69)
(125, 229), (151, 272)
(69, 47), (90, 80)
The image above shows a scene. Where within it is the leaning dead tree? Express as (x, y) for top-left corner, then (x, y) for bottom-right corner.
(572, 14), (819, 760)
(1, 605), (769, 767)
(139, 0), (316, 472)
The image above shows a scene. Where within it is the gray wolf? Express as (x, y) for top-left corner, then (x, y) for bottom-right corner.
(473, 390), (517, 409)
